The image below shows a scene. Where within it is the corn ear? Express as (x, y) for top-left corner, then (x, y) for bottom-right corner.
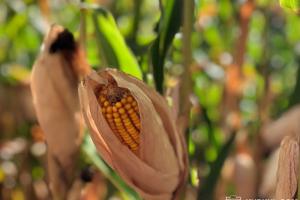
(31, 24), (90, 199)
(79, 69), (188, 200)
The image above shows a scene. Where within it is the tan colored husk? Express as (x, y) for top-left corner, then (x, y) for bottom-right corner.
(275, 135), (299, 199)
(79, 69), (188, 200)
(31, 24), (89, 199)
(262, 105), (300, 150)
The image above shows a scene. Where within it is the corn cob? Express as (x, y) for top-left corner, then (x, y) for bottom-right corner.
(97, 83), (141, 153)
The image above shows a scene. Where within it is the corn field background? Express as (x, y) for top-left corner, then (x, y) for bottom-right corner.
(1, 0), (300, 199)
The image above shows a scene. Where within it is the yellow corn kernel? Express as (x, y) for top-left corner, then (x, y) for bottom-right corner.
(103, 101), (109, 107)
(113, 113), (119, 118)
(127, 96), (133, 102)
(114, 118), (122, 123)
(127, 109), (134, 114)
(124, 104), (131, 110)
(106, 106), (113, 113)
(112, 106), (118, 112)
(130, 117), (139, 123)
(117, 123), (124, 128)
(121, 98), (127, 104)
(123, 119), (131, 124)
(118, 108), (125, 114)
(129, 114), (139, 121)
(121, 114), (127, 119)
(115, 102), (122, 108)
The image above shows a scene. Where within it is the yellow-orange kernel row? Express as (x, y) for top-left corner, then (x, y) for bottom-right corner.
(98, 93), (141, 153)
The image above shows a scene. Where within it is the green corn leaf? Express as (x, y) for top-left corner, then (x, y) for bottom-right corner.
(289, 57), (300, 108)
(92, 9), (142, 79)
(151, 0), (183, 93)
(280, 0), (300, 13)
(82, 135), (141, 200)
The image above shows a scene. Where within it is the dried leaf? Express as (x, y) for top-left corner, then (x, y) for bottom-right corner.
(79, 69), (188, 200)
(275, 135), (299, 199)
(262, 105), (300, 150)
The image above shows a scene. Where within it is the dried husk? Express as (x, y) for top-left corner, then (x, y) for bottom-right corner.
(79, 69), (188, 200)
(31, 24), (89, 199)
(275, 135), (299, 199)
(262, 105), (300, 150)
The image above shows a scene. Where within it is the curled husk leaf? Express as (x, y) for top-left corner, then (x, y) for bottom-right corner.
(262, 105), (300, 150)
(31, 24), (89, 199)
(79, 69), (188, 200)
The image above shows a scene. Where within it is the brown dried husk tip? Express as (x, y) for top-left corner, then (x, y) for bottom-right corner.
(275, 135), (299, 199)
(31, 24), (90, 199)
(79, 69), (188, 200)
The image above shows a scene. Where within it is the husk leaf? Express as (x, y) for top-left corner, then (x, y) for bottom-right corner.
(262, 105), (300, 150)
(275, 135), (299, 199)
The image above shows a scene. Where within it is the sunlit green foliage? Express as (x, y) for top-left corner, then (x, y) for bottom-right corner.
(280, 0), (300, 12)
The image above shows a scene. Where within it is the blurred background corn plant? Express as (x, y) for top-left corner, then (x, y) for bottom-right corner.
(1, 0), (300, 199)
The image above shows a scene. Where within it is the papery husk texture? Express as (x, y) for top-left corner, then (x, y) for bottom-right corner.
(275, 135), (299, 199)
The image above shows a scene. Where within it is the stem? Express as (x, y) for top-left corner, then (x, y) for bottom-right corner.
(254, 10), (271, 196)
(79, 0), (87, 50)
(289, 56), (300, 108)
(222, 0), (254, 131)
(130, 0), (143, 44)
(234, 0), (254, 69)
(178, 0), (194, 133)
(158, 0), (163, 11)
